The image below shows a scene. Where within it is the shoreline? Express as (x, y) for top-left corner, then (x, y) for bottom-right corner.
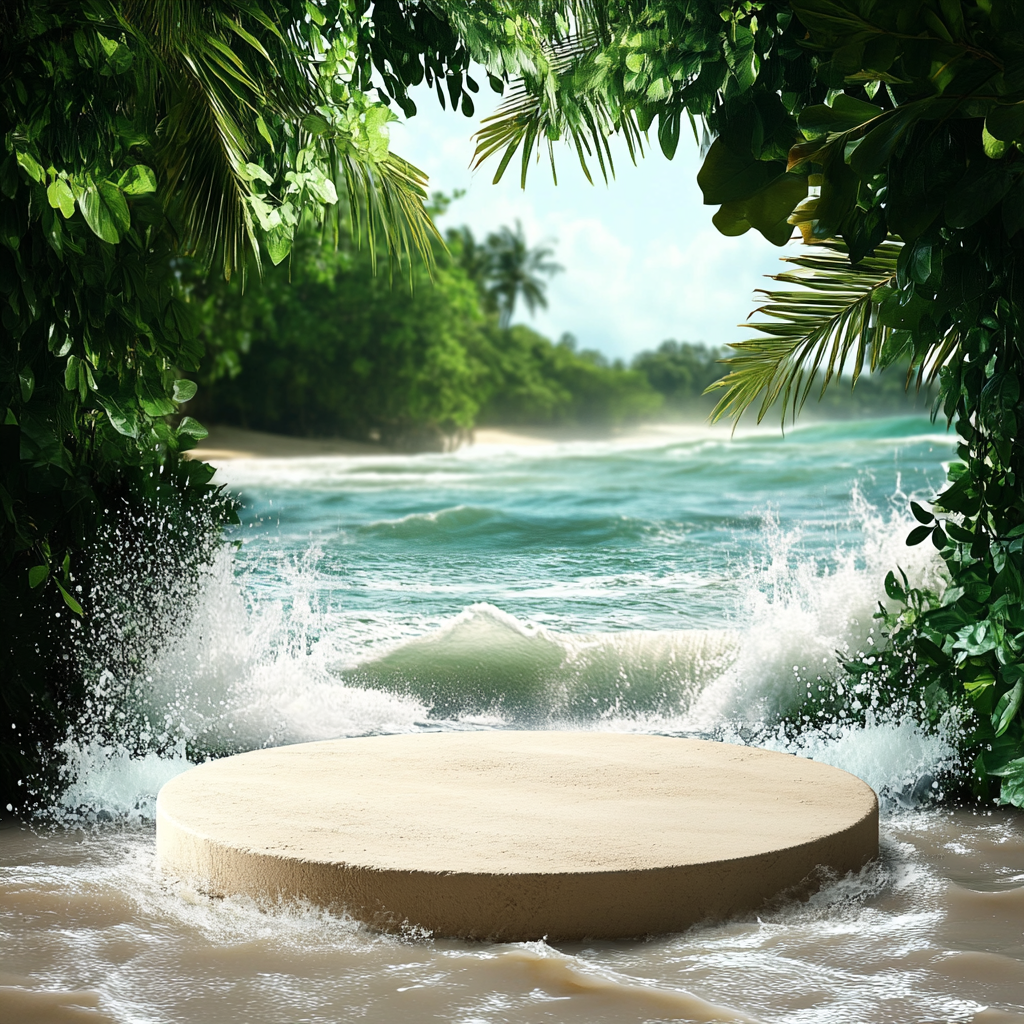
(185, 423), (699, 461)
(184, 414), (939, 463)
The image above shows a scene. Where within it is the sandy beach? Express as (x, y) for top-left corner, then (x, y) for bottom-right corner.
(185, 424), (605, 461)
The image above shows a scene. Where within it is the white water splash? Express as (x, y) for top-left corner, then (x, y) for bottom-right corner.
(53, 477), (958, 819)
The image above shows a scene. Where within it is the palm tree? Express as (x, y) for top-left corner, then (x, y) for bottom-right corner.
(484, 221), (563, 328)
(447, 225), (493, 294)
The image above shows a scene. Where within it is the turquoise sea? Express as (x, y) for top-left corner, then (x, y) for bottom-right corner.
(56, 413), (955, 802)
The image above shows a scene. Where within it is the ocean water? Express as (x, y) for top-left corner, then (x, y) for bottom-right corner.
(4, 415), (1024, 1023)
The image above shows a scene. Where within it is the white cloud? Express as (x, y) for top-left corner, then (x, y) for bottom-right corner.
(388, 87), (792, 361)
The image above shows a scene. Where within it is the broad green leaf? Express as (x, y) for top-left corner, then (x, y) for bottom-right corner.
(884, 570), (906, 601)
(137, 366), (175, 417)
(177, 416), (208, 440)
(16, 150), (44, 183)
(117, 164), (157, 195)
(658, 110), (681, 161)
(243, 162), (274, 185)
(28, 564), (49, 588)
(64, 354), (80, 391)
(849, 105), (922, 176)
(54, 580), (83, 616)
(46, 178), (76, 218)
(96, 381), (139, 438)
(301, 113), (330, 136)
(712, 173), (806, 245)
(910, 501), (934, 524)
(799, 94), (882, 135)
(362, 106), (392, 161)
(697, 139), (786, 206)
(256, 114), (274, 149)
(18, 366), (34, 403)
(265, 224), (293, 265)
(79, 180), (130, 243)
(172, 379), (198, 403)
(994, 681), (1024, 737)
(983, 126), (1008, 160)
(986, 103), (1024, 142)
(907, 524), (933, 546)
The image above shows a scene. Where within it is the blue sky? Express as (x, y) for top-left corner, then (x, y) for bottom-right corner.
(389, 85), (793, 363)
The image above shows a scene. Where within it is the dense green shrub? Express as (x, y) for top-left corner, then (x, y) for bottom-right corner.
(189, 234), (488, 449)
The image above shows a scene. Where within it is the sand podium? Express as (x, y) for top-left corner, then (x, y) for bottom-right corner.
(156, 731), (878, 941)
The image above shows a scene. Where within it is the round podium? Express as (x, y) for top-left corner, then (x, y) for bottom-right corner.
(156, 731), (877, 941)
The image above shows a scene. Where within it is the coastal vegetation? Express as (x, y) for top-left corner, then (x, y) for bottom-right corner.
(187, 216), (929, 448)
(3, 0), (1021, 809)
(0, 0), (517, 808)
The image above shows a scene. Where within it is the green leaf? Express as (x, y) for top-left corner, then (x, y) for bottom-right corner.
(884, 570), (906, 601)
(18, 366), (34, 403)
(983, 126), (1008, 160)
(16, 150), (44, 183)
(849, 105), (922, 176)
(910, 501), (934, 524)
(242, 162), (274, 185)
(177, 416), (208, 440)
(265, 224), (293, 265)
(64, 354), (80, 391)
(96, 380), (139, 438)
(993, 681), (1024, 737)
(256, 114), (274, 149)
(46, 179), (77, 218)
(799, 94), (882, 135)
(28, 564), (49, 588)
(79, 180), (130, 243)
(657, 110), (681, 161)
(712, 173), (807, 246)
(301, 113), (330, 136)
(907, 524), (933, 546)
(986, 103), (1024, 142)
(137, 366), (175, 417)
(54, 580), (83, 616)
(697, 139), (787, 206)
(117, 164), (157, 195)
(172, 379), (198, 403)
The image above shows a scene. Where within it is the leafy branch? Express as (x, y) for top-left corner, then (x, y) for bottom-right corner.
(707, 241), (903, 425)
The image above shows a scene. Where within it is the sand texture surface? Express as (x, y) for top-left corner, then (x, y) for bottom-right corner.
(156, 731), (878, 940)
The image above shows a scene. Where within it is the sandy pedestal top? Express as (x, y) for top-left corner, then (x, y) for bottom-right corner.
(156, 731), (877, 941)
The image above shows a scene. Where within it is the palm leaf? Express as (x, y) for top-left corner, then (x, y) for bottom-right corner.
(472, 32), (644, 187)
(117, 1), (438, 279)
(335, 149), (441, 277)
(707, 241), (906, 426)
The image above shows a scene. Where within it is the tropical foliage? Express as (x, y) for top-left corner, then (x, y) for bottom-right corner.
(190, 221), (661, 445)
(475, 0), (1024, 805)
(458, 221), (564, 328)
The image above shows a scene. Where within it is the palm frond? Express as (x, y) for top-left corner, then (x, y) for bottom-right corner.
(472, 32), (644, 187)
(335, 149), (441, 278)
(707, 242), (905, 426)
(118, 0), (307, 278)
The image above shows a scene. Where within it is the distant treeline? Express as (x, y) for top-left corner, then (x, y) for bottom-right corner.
(187, 224), (933, 449)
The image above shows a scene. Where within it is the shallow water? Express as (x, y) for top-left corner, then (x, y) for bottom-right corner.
(4, 416), (1024, 1023)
